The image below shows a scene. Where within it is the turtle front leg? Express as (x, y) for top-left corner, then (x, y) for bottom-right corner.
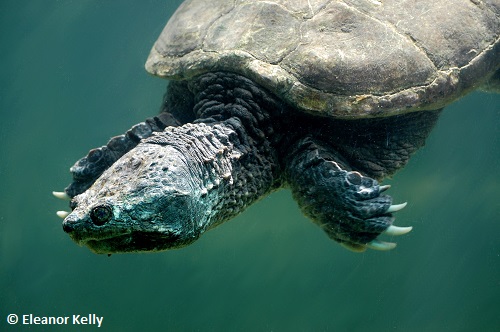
(58, 82), (195, 199)
(285, 137), (411, 252)
(63, 112), (182, 198)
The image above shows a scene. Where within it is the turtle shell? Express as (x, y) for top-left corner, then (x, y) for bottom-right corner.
(146, 0), (500, 118)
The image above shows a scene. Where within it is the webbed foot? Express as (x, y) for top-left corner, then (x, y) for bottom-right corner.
(285, 137), (412, 252)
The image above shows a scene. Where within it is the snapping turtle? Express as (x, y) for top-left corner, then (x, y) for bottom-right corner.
(54, 0), (500, 254)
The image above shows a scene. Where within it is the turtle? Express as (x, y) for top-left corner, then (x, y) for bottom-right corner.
(54, 0), (500, 254)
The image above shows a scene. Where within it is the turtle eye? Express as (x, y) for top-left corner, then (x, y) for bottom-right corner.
(90, 204), (112, 226)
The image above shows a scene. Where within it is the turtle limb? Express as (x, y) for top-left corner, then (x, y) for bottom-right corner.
(285, 137), (411, 252)
(63, 81), (196, 198)
(63, 112), (183, 198)
(331, 110), (442, 180)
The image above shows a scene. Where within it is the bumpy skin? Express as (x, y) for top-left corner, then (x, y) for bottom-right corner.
(284, 109), (440, 248)
(66, 82), (195, 197)
(65, 120), (278, 252)
(62, 72), (439, 253)
(285, 137), (394, 246)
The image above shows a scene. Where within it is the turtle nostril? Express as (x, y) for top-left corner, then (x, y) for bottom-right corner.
(62, 220), (75, 233)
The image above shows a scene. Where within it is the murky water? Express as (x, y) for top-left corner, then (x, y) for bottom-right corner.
(1, 1), (499, 331)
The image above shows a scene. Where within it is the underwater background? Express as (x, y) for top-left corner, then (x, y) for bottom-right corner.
(1, 1), (499, 331)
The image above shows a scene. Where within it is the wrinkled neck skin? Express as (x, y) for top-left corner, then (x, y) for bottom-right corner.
(63, 72), (283, 254)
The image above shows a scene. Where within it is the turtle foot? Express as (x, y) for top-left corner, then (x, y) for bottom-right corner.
(340, 203), (413, 252)
(340, 223), (413, 253)
(318, 170), (411, 252)
(285, 137), (413, 252)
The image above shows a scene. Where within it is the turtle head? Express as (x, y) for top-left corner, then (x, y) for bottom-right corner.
(62, 142), (208, 254)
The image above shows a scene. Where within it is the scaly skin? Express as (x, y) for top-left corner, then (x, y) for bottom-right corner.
(63, 120), (279, 253)
(57, 72), (438, 254)
(65, 81), (195, 198)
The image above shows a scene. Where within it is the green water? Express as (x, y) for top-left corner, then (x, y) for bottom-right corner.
(1, 1), (499, 331)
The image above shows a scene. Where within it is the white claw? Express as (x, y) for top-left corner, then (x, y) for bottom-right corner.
(384, 225), (413, 236)
(366, 239), (397, 251)
(379, 184), (391, 192)
(52, 191), (70, 200)
(56, 211), (70, 219)
(386, 202), (407, 213)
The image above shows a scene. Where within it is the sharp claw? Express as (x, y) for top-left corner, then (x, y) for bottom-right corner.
(386, 202), (407, 213)
(379, 184), (391, 192)
(52, 191), (70, 200)
(340, 242), (367, 252)
(366, 239), (397, 251)
(384, 225), (413, 236)
(56, 211), (70, 219)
